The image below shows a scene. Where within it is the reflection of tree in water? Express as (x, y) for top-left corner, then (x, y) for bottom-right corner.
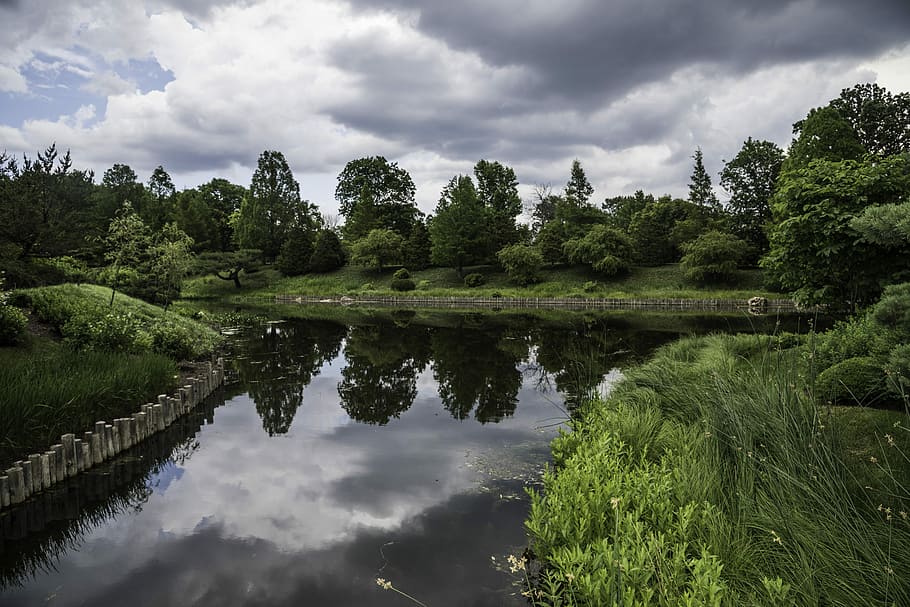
(339, 323), (431, 424)
(235, 320), (346, 435)
(532, 322), (678, 409)
(431, 326), (529, 423)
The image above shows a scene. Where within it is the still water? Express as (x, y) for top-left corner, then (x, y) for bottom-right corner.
(0, 308), (806, 606)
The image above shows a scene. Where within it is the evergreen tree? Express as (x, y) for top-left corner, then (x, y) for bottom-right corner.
(277, 228), (315, 276)
(308, 229), (346, 273)
(565, 159), (594, 206)
(688, 148), (719, 209)
(402, 220), (432, 270)
(430, 175), (488, 276)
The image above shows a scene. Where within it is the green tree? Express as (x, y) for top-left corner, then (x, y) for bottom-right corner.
(145, 166), (176, 230)
(335, 156), (419, 238)
(680, 230), (746, 283)
(277, 227), (315, 276)
(194, 249), (263, 289)
(104, 202), (151, 306)
(627, 197), (704, 265)
(786, 106), (866, 170)
(235, 150), (316, 259)
(402, 219), (432, 270)
(851, 202), (910, 248)
(688, 148), (719, 209)
(719, 138), (785, 259)
(602, 190), (653, 231)
(474, 159), (522, 253)
(349, 228), (404, 272)
(563, 224), (633, 277)
(146, 222), (194, 309)
(429, 176), (487, 276)
(565, 159), (594, 206)
(535, 196), (607, 264)
(497, 243), (543, 285)
(828, 83), (910, 157)
(93, 163), (150, 230)
(308, 229), (346, 273)
(763, 155), (910, 306)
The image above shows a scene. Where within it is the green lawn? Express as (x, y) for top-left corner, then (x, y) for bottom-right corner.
(182, 263), (783, 301)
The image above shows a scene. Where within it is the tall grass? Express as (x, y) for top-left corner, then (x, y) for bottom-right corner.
(0, 339), (176, 466)
(526, 334), (909, 605)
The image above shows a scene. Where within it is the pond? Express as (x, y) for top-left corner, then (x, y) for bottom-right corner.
(0, 308), (812, 606)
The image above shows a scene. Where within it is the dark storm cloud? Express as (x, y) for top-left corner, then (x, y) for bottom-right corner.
(345, 0), (910, 101)
(0, 0), (21, 9)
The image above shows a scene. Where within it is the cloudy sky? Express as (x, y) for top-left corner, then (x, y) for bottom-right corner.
(1, 0), (909, 216)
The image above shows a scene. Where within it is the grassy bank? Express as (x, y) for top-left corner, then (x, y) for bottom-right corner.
(182, 263), (782, 301)
(525, 334), (909, 605)
(0, 284), (220, 466)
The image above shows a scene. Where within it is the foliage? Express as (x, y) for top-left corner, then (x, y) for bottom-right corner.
(235, 150), (319, 259)
(720, 138), (785, 260)
(349, 228), (404, 272)
(828, 82), (910, 157)
(474, 159), (522, 253)
(194, 249), (263, 289)
(535, 196), (608, 264)
(19, 284), (219, 359)
(564, 159), (594, 206)
(689, 147), (720, 209)
(0, 274), (27, 345)
(308, 229), (346, 273)
(146, 222), (195, 308)
(175, 178), (246, 252)
(402, 220), (432, 270)
(603, 190), (653, 232)
(680, 230), (747, 283)
(627, 197), (713, 265)
(763, 155), (910, 306)
(814, 356), (891, 406)
(527, 333), (910, 605)
(103, 202), (152, 305)
(563, 224), (633, 277)
(850, 201), (910, 248)
(393, 268), (411, 280)
(390, 277), (416, 291)
(496, 243), (544, 285)
(786, 106), (866, 170)
(430, 175), (488, 275)
(335, 156), (419, 239)
(277, 228), (315, 276)
(0, 340), (175, 462)
(463, 273), (485, 288)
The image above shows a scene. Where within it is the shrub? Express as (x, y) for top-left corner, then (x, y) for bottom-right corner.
(0, 304), (27, 345)
(308, 229), (346, 273)
(563, 225), (633, 277)
(680, 230), (747, 283)
(583, 280), (600, 293)
(62, 310), (146, 352)
(277, 228), (315, 276)
(464, 273), (485, 287)
(390, 278), (416, 292)
(496, 243), (543, 285)
(814, 356), (888, 406)
(417, 280), (431, 290)
(393, 268), (411, 280)
(147, 320), (200, 360)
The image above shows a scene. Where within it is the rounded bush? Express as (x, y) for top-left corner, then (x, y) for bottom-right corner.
(0, 304), (28, 345)
(464, 273), (485, 288)
(393, 268), (411, 280)
(815, 356), (887, 406)
(390, 278), (416, 292)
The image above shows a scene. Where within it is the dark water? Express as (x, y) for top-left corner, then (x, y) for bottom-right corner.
(0, 308), (813, 606)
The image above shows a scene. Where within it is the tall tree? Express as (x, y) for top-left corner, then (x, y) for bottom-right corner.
(719, 138), (785, 259)
(688, 148), (719, 209)
(474, 159), (522, 253)
(335, 156), (419, 239)
(786, 106), (866, 170)
(94, 163), (149, 227)
(564, 159), (594, 206)
(430, 175), (488, 276)
(145, 165), (176, 230)
(828, 83), (910, 157)
(349, 228), (404, 272)
(235, 150), (317, 259)
(103, 202), (151, 306)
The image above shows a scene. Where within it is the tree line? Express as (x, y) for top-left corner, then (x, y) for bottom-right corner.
(1, 82), (908, 307)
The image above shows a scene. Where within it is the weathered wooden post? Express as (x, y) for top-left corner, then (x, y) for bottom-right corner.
(95, 422), (108, 460)
(52, 444), (65, 481)
(20, 460), (33, 498)
(46, 450), (58, 485)
(40, 453), (51, 489)
(111, 425), (121, 455)
(62, 433), (77, 478)
(83, 432), (95, 470)
(91, 432), (103, 465)
(7, 467), (25, 505)
(153, 404), (165, 432)
(0, 475), (9, 508)
(104, 424), (114, 459)
(74, 438), (84, 473)
(135, 412), (147, 440)
(28, 454), (42, 492)
(179, 387), (189, 414)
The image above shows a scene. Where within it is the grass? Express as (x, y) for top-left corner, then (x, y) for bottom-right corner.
(181, 263), (782, 301)
(0, 335), (176, 467)
(0, 283), (220, 466)
(524, 333), (910, 605)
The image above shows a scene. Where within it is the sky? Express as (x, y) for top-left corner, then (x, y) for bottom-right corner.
(1, 0), (909, 218)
